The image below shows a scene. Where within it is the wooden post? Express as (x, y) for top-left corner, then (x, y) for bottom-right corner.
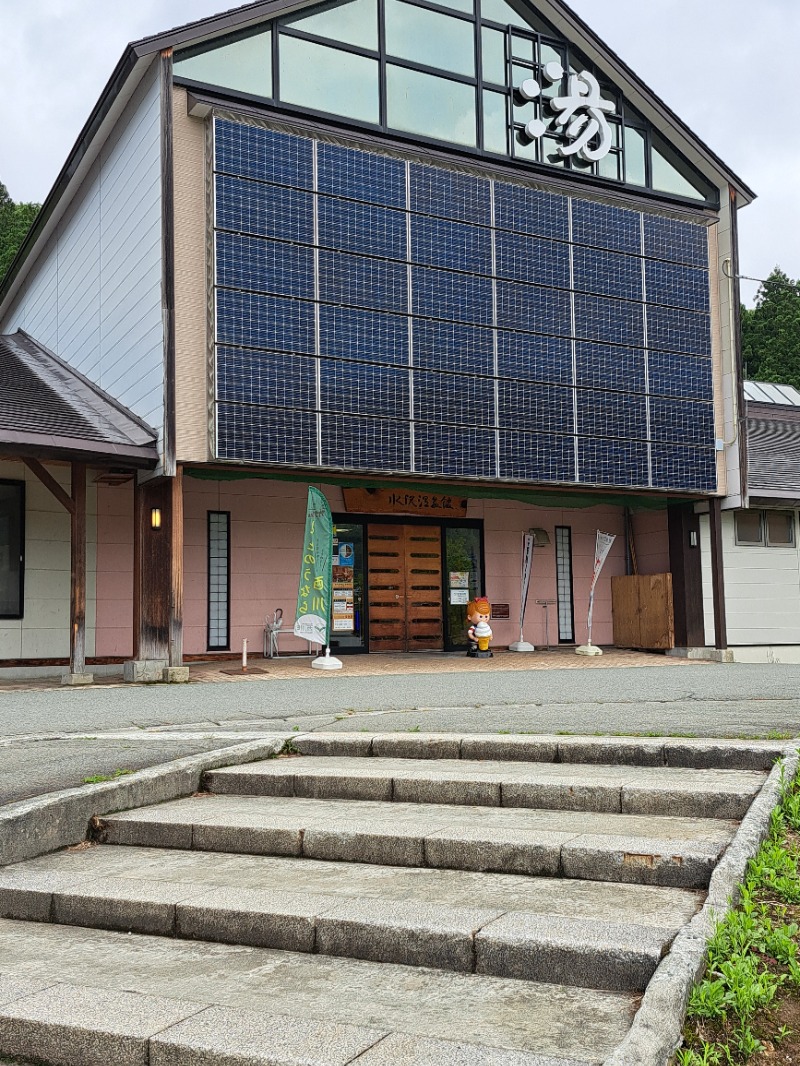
(131, 472), (183, 666)
(70, 463), (87, 676)
(169, 467), (184, 667)
(709, 497), (728, 650)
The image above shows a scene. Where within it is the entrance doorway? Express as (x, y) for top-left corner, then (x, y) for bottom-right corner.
(367, 524), (444, 651)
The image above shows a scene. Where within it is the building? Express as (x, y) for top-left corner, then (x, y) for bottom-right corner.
(0, 0), (753, 678)
(698, 381), (800, 661)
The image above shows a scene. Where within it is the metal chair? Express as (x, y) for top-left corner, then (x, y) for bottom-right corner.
(264, 608), (284, 658)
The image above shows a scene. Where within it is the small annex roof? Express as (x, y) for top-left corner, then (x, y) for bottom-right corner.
(744, 380), (800, 407)
(0, 331), (159, 467)
(0, 0), (756, 315)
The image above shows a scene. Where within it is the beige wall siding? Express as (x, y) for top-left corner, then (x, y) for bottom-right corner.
(0, 461), (97, 660)
(701, 510), (800, 646)
(173, 87), (210, 463)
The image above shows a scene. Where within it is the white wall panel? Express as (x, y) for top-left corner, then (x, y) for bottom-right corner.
(701, 510), (800, 646)
(1, 64), (164, 443)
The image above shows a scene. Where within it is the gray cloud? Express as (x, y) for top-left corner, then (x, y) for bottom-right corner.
(1, 0), (796, 304)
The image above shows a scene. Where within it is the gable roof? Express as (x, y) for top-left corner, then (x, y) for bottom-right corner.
(0, 0), (755, 316)
(0, 331), (159, 466)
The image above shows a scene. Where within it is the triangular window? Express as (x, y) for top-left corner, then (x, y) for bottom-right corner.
(173, 0), (717, 205)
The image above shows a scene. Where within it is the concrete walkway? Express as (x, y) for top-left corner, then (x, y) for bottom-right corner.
(1, 659), (799, 804)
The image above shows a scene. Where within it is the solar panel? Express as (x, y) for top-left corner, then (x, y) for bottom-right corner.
(212, 116), (717, 493)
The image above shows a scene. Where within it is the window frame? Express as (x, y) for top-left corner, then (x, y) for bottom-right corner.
(207, 510), (231, 650)
(734, 508), (798, 549)
(0, 479), (25, 621)
(173, 0), (718, 208)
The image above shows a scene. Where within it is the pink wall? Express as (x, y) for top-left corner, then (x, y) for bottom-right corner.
(472, 500), (629, 648)
(631, 509), (670, 575)
(94, 476), (671, 657)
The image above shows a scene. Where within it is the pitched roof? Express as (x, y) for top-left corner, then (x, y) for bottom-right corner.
(0, 331), (159, 466)
(744, 380), (800, 408)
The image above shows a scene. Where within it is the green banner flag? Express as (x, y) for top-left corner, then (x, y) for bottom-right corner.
(293, 487), (333, 647)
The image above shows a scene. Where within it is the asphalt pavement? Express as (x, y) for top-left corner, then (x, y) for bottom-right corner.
(1, 661), (800, 804)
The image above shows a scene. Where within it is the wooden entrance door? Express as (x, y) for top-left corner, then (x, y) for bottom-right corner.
(367, 524), (444, 651)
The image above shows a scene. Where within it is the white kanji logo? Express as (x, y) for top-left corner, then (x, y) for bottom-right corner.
(518, 64), (615, 163)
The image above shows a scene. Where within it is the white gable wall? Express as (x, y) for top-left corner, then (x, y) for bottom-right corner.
(1, 64), (164, 442)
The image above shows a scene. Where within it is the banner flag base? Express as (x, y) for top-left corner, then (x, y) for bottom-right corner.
(576, 644), (603, 656)
(312, 647), (343, 670)
(509, 640), (536, 653)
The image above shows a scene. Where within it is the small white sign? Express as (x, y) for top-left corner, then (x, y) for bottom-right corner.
(450, 589), (469, 605)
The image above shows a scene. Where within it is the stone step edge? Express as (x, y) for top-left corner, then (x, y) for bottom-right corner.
(203, 761), (760, 820)
(291, 732), (792, 771)
(98, 809), (726, 890)
(0, 877), (675, 993)
(0, 978), (591, 1066)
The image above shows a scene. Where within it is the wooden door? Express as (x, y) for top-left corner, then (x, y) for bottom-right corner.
(367, 524), (443, 652)
(611, 573), (675, 650)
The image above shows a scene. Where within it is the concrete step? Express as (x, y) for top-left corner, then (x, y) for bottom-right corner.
(0, 845), (703, 992)
(0, 917), (634, 1064)
(97, 793), (735, 888)
(204, 754), (766, 819)
(293, 731), (788, 771)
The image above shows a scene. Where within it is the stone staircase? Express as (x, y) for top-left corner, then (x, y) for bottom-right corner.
(0, 732), (782, 1065)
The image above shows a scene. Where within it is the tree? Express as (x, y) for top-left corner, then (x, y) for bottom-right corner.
(0, 181), (40, 282)
(741, 266), (800, 390)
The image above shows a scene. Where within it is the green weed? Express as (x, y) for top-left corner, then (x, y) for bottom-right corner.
(82, 769), (133, 784)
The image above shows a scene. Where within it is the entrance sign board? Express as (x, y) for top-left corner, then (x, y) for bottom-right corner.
(343, 488), (468, 517)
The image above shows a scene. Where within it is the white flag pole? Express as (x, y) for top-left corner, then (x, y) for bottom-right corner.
(576, 530), (616, 657)
(509, 531), (535, 652)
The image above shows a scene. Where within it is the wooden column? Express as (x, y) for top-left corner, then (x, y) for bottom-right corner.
(70, 463), (87, 675)
(709, 497), (728, 650)
(132, 470), (183, 663)
(668, 503), (705, 648)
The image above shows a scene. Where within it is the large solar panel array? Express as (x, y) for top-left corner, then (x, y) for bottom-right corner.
(213, 117), (716, 492)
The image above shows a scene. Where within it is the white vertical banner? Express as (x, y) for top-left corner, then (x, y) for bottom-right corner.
(586, 530), (616, 646)
(518, 532), (535, 637)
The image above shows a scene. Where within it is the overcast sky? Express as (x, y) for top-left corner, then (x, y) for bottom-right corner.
(1, 0), (797, 305)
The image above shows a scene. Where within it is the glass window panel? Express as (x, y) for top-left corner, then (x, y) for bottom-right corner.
(513, 128), (538, 160)
(767, 511), (795, 547)
(0, 483), (23, 617)
(543, 136), (566, 166)
(735, 510), (763, 545)
(283, 0), (378, 50)
(651, 144), (707, 200)
(482, 90), (508, 154)
(385, 0), (475, 77)
(433, 0), (475, 13)
(480, 0), (550, 32)
(174, 30), (272, 98)
(598, 151), (619, 180)
(511, 64), (536, 121)
(387, 65), (477, 146)
(445, 527), (483, 650)
(624, 126), (647, 186)
(510, 35), (535, 66)
(330, 522), (366, 651)
(481, 26), (507, 84)
(280, 35), (379, 123)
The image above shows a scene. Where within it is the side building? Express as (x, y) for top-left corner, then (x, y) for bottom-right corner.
(0, 0), (753, 675)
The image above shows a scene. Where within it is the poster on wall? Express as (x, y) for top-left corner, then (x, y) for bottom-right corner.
(338, 543), (355, 567)
(450, 589), (469, 605)
(449, 571), (470, 588)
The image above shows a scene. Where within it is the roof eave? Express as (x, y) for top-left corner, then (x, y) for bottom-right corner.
(0, 431), (159, 467)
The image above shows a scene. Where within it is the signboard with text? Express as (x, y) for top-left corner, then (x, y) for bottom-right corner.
(343, 488), (468, 517)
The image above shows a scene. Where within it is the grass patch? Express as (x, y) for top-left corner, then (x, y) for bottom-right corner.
(82, 769), (133, 784)
(678, 764), (800, 1064)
